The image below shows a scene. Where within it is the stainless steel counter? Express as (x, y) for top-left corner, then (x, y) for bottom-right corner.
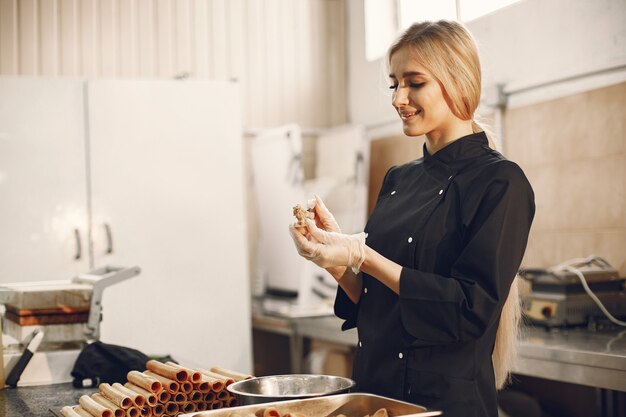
(253, 311), (626, 392)
(514, 326), (626, 391)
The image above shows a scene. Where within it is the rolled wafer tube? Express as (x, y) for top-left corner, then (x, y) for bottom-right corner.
(152, 404), (165, 417)
(197, 374), (223, 392)
(165, 361), (201, 382)
(127, 371), (162, 393)
(92, 393), (125, 417)
(156, 390), (170, 403)
(197, 369), (234, 387)
(125, 407), (139, 417)
(112, 383), (146, 408)
(188, 391), (203, 402)
(124, 383), (157, 406)
(143, 371), (179, 393)
(179, 380), (193, 393)
(192, 379), (211, 393)
(139, 407), (151, 417)
(73, 407), (96, 417)
(255, 407), (280, 417)
(196, 402), (208, 412)
(100, 383), (133, 409)
(204, 392), (216, 402)
(216, 390), (229, 401)
(60, 406), (82, 417)
(146, 360), (188, 382)
(210, 366), (253, 382)
(79, 394), (113, 417)
(172, 392), (185, 402)
(226, 397), (237, 407)
(181, 402), (195, 413)
(164, 402), (178, 415)
(210, 400), (222, 410)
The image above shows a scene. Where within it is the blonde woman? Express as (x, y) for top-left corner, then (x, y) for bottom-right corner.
(290, 20), (534, 417)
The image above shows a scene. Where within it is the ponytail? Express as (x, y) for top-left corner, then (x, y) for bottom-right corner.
(471, 117), (497, 150)
(472, 116), (521, 390)
(493, 277), (522, 389)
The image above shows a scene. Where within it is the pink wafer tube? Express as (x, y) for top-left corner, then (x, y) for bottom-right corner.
(99, 383), (133, 409)
(73, 407), (95, 417)
(112, 383), (145, 408)
(165, 361), (201, 382)
(92, 393), (125, 417)
(198, 369), (234, 387)
(79, 394), (113, 417)
(193, 379), (211, 393)
(127, 371), (162, 393)
(143, 371), (179, 393)
(146, 360), (188, 381)
(164, 402), (178, 415)
(125, 407), (139, 417)
(124, 383), (157, 406)
(151, 403), (165, 417)
(156, 390), (170, 403)
(179, 380), (193, 393)
(60, 406), (82, 417)
(210, 366), (253, 382)
(196, 374), (223, 392)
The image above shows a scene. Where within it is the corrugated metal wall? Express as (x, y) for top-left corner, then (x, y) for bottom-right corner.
(0, 0), (347, 128)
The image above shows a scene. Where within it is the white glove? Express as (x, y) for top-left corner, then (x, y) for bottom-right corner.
(309, 194), (341, 233)
(289, 218), (366, 273)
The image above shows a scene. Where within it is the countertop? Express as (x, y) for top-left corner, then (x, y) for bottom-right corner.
(254, 310), (626, 392)
(0, 382), (93, 417)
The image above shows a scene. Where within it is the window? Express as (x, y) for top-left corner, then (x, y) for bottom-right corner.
(365, 0), (525, 61)
(398, 0), (457, 30)
(459, 0), (524, 22)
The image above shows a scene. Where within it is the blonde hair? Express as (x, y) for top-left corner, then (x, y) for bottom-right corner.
(389, 20), (520, 390)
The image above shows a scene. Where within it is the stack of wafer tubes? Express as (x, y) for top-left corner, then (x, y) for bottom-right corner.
(59, 360), (254, 417)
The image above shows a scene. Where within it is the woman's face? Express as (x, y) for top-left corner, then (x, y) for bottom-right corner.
(389, 47), (457, 138)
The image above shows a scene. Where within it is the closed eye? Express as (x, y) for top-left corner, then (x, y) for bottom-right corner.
(389, 82), (425, 90)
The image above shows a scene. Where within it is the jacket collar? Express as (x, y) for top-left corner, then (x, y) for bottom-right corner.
(422, 131), (491, 180)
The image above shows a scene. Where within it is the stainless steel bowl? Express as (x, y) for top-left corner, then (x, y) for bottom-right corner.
(227, 374), (356, 405)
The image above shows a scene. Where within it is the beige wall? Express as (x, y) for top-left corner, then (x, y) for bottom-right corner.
(505, 82), (626, 274)
(0, 0), (347, 129)
(366, 83), (626, 275)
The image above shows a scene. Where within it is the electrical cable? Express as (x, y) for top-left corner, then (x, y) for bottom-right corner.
(549, 255), (626, 327)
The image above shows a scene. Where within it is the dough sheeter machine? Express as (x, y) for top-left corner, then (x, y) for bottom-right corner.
(0, 265), (140, 386)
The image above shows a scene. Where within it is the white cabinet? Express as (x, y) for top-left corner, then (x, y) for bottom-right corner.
(0, 78), (90, 282)
(88, 80), (251, 370)
(0, 78), (252, 372)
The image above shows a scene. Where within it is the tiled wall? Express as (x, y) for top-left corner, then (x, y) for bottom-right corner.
(505, 82), (626, 274)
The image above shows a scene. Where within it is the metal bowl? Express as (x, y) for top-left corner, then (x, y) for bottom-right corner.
(227, 374), (356, 405)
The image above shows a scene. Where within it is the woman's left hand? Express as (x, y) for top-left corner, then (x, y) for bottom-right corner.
(289, 218), (366, 271)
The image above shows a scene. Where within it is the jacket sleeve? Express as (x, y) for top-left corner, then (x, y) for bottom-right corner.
(399, 162), (535, 345)
(334, 165), (398, 330)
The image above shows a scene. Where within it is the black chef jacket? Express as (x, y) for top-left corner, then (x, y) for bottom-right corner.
(334, 131), (535, 417)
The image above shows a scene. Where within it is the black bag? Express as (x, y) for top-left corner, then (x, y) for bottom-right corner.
(71, 341), (149, 388)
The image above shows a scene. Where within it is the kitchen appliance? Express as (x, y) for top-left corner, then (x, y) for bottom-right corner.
(227, 374), (355, 405)
(0, 265), (140, 386)
(520, 256), (626, 328)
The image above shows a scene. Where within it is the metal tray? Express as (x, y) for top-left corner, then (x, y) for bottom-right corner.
(180, 393), (442, 417)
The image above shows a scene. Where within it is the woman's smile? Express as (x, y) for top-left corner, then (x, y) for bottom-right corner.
(399, 109), (422, 122)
